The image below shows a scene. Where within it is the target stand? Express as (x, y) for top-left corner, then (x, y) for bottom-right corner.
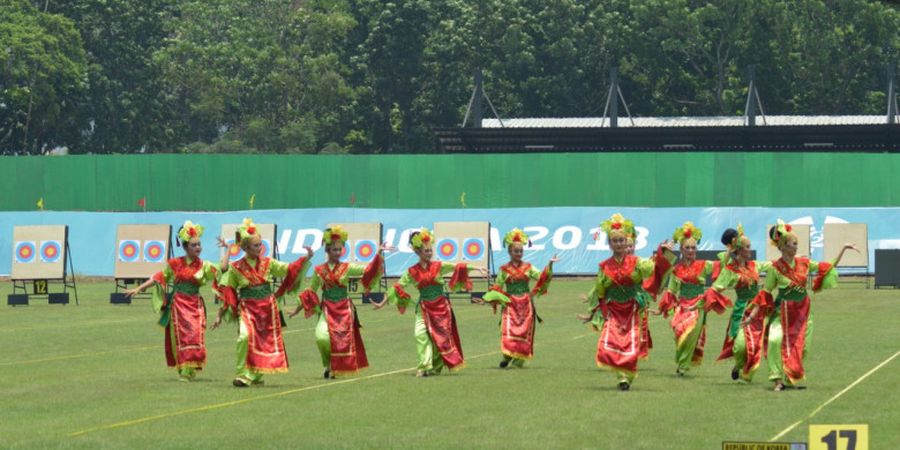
(110, 225), (173, 305)
(8, 225), (78, 306)
(433, 222), (493, 303)
(327, 222), (387, 304)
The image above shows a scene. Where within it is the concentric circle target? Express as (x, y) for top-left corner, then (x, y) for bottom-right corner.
(143, 240), (166, 263)
(261, 239), (272, 257)
(118, 240), (141, 263)
(226, 240), (244, 261)
(462, 238), (485, 260)
(436, 238), (458, 261)
(40, 240), (62, 263)
(15, 241), (37, 264)
(354, 239), (377, 263)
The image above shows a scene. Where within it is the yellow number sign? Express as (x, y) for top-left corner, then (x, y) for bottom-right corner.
(809, 424), (868, 450)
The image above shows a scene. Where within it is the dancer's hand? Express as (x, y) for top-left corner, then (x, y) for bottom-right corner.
(477, 267), (489, 276)
(576, 313), (593, 323)
(580, 293), (588, 304)
(124, 287), (143, 298)
(549, 254), (560, 265)
(288, 305), (303, 319)
(471, 297), (485, 305)
(211, 309), (226, 330)
(661, 240), (676, 252)
(216, 236), (227, 248)
(371, 299), (387, 310)
(303, 246), (314, 259)
(650, 309), (663, 316)
(379, 243), (397, 253)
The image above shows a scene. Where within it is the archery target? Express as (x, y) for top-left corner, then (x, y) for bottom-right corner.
(436, 238), (459, 261)
(261, 239), (273, 258)
(462, 238), (485, 260)
(118, 240), (141, 262)
(143, 240), (166, 263)
(40, 240), (63, 263)
(226, 239), (244, 261)
(15, 241), (37, 264)
(339, 243), (350, 262)
(354, 239), (377, 263)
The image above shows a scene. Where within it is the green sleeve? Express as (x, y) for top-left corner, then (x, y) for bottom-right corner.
(636, 257), (656, 280)
(385, 271), (417, 310)
(347, 263), (365, 277)
(763, 267), (779, 293)
(711, 267), (736, 292)
(755, 260), (772, 274)
(308, 271), (323, 293)
(162, 264), (175, 284)
(494, 270), (509, 286)
(197, 261), (218, 285)
(268, 258), (290, 278)
(666, 269), (682, 295)
(587, 271), (607, 311)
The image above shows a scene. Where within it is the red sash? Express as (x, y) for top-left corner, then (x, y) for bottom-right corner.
(639, 309), (652, 359)
(671, 295), (703, 347)
(409, 261), (443, 288)
(420, 296), (465, 369)
(741, 310), (768, 378)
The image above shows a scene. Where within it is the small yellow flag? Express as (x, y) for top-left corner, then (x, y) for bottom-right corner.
(37, 197), (44, 211)
(460, 192), (467, 208)
(249, 194), (256, 209)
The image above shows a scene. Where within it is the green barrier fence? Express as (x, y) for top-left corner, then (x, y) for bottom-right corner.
(1, 153), (898, 211)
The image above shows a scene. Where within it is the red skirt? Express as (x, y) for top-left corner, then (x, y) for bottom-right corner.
(323, 298), (369, 375)
(165, 292), (207, 369)
(781, 298), (811, 383)
(501, 294), (536, 360)
(596, 300), (641, 375)
(420, 296), (465, 370)
(241, 297), (288, 373)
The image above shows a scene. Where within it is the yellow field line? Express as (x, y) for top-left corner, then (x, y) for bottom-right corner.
(769, 349), (900, 442)
(70, 349), (502, 438)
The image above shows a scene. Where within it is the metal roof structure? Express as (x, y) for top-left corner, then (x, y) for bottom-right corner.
(481, 115), (889, 128)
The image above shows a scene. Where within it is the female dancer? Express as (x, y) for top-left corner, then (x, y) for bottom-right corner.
(480, 228), (557, 368)
(745, 220), (857, 391)
(374, 228), (487, 377)
(702, 226), (771, 382)
(290, 226), (391, 379)
(579, 213), (674, 390)
(654, 222), (727, 376)
(126, 221), (228, 381)
(213, 218), (312, 387)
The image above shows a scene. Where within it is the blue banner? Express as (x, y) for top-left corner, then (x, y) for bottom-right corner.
(2, 207), (899, 276)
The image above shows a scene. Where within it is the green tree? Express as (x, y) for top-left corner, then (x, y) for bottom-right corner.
(0, 0), (86, 154)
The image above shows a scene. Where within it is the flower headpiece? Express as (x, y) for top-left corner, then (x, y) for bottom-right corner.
(177, 220), (204, 244)
(409, 228), (434, 249)
(322, 226), (349, 246)
(599, 213), (635, 239)
(769, 219), (794, 246)
(236, 217), (260, 244)
(503, 228), (531, 248)
(727, 223), (747, 250)
(673, 221), (702, 245)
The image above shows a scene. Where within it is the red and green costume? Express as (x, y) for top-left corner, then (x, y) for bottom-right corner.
(750, 256), (837, 387)
(585, 247), (673, 385)
(704, 258), (772, 381)
(482, 262), (552, 366)
(386, 261), (474, 374)
(656, 259), (722, 373)
(150, 257), (219, 379)
(217, 255), (310, 384)
(298, 255), (383, 377)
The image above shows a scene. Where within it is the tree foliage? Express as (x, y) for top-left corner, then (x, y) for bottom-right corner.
(1, 0), (898, 154)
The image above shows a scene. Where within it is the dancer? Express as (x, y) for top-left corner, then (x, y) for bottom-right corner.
(125, 221), (228, 381)
(479, 228), (556, 368)
(374, 228), (488, 377)
(654, 222), (726, 376)
(744, 220), (857, 391)
(290, 226), (391, 379)
(702, 225), (772, 382)
(579, 213), (675, 390)
(213, 218), (312, 387)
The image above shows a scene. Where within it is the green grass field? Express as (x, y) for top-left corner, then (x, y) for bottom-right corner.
(2, 279), (898, 449)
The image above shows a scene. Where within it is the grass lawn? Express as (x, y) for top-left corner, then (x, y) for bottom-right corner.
(1, 278), (898, 449)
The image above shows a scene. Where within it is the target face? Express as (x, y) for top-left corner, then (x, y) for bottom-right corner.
(143, 240), (166, 263)
(354, 239), (377, 263)
(118, 240), (141, 263)
(462, 238), (485, 260)
(339, 243), (350, 262)
(261, 239), (272, 258)
(15, 241), (37, 264)
(40, 240), (63, 263)
(436, 238), (459, 261)
(226, 239), (244, 261)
